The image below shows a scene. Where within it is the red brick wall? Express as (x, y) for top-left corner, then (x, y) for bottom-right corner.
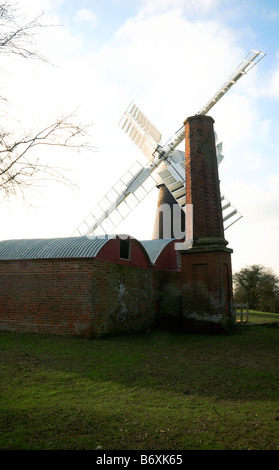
(181, 250), (233, 319)
(184, 115), (224, 240)
(91, 260), (155, 337)
(0, 258), (155, 338)
(181, 114), (233, 323)
(0, 259), (94, 337)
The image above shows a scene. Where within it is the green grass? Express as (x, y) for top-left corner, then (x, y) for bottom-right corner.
(249, 310), (279, 323)
(0, 325), (278, 450)
(235, 309), (279, 324)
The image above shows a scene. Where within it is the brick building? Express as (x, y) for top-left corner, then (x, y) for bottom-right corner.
(0, 114), (234, 338)
(0, 236), (180, 338)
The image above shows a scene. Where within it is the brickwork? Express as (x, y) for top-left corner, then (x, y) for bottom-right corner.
(185, 115), (224, 240)
(0, 114), (237, 338)
(91, 260), (155, 337)
(181, 115), (234, 325)
(0, 259), (94, 337)
(181, 249), (233, 319)
(0, 258), (155, 338)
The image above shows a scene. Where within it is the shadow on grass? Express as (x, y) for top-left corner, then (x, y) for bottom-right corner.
(1, 327), (279, 450)
(0, 325), (278, 403)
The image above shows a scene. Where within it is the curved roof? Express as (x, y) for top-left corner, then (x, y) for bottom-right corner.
(0, 236), (176, 265)
(0, 236), (114, 260)
(139, 239), (174, 264)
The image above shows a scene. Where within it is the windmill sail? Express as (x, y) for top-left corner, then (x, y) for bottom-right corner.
(154, 150), (186, 207)
(119, 102), (162, 160)
(118, 104), (241, 228)
(74, 161), (157, 237)
(221, 194), (243, 230)
(74, 50), (265, 237)
(197, 50), (265, 116)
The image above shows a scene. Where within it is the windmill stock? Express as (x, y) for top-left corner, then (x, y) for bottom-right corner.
(74, 50), (265, 239)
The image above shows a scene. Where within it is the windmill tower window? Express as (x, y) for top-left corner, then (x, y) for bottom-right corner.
(120, 239), (130, 260)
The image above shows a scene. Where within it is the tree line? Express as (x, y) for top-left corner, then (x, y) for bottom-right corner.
(233, 264), (279, 313)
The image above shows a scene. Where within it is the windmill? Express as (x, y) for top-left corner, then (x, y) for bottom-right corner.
(73, 50), (265, 239)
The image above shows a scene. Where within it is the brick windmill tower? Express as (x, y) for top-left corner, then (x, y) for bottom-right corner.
(181, 113), (233, 324)
(74, 50), (265, 330)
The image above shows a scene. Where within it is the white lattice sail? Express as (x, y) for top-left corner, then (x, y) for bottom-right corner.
(119, 102), (162, 161)
(74, 50), (265, 237)
(74, 161), (157, 237)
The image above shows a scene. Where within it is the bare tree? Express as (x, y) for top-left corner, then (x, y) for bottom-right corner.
(0, 1), (96, 200)
(0, 111), (95, 198)
(0, 0), (48, 61)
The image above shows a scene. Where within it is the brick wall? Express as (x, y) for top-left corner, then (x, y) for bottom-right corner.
(91, 260), (155, 337)
(181, 114), (234, 326)
(185, 115), (224, 240)
(0, 112), (237, 338)
(181, 249), (233, 321)
(0, 259), (94, 337)
(0, 258), (156, 338)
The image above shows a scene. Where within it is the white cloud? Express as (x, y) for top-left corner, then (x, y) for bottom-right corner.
(139, 0), (222, 16)
(15, 0), (63, 19)
(102, 9), (242, 136)
(74, 9), (98, 25)
(1, 0), (278, 275)
(226, 174), (279, 274)
(269, 67), (279, 98)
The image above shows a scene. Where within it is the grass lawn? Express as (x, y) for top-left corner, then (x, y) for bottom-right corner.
(235, 309), (279, 324)
(248, 310), (279, 323)
(0, 323), (278, 450)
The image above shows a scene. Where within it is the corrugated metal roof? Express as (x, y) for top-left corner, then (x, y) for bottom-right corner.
(0, 236), (175, 264)
(139, 239), (174, 264)
(0, 236), (113, 260)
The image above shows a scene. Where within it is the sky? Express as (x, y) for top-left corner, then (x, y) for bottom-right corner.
(1, 0), (279, 275)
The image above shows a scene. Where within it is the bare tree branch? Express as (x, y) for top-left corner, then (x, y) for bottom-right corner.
(0, 1), (49, 62)
(0, 111), (96, 198)
(0, 2), (97, 202)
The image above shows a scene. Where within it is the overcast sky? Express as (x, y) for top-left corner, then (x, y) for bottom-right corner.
(1, 0), (279, 275)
